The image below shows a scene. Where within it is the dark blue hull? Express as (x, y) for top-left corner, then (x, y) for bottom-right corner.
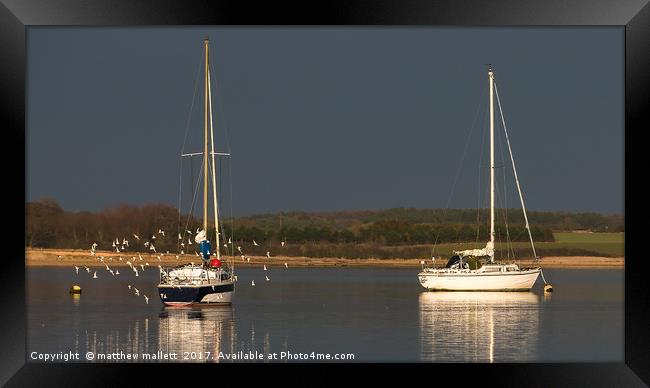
(158, 283), (234, 306)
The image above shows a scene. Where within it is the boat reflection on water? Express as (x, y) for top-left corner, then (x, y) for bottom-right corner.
(158, 306), (235, 362)
(419, 291), (540, 362)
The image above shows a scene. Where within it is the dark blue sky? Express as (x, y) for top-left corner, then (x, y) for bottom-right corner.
(27, 27), (623, 216)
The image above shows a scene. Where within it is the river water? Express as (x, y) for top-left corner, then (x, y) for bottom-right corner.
(27, 267), (623, 362)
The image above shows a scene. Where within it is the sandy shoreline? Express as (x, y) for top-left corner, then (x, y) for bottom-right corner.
(25, 248), (624, 269)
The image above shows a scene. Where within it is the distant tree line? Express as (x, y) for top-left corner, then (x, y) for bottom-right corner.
(25, 199), (621, 250)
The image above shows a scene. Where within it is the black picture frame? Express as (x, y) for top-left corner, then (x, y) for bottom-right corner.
(4, 1), (648, 386)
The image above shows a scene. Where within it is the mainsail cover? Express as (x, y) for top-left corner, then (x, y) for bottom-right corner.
(454, 241), (494, 257)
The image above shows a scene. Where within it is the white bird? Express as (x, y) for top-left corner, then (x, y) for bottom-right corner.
(85, 266), (90, 273)
(281, 241), (285, 247)
(126, 261), (132, 269)
(181, 242), (185, 247)
(251, 280), (255, 286)
(134, 268), (139, 277)
(241, 255), (245, 261)
(127, 284), (131, 290)
(140, 264), (145, 271)
(180, 250), (184, 255)
(223, 244), (227, 248)
(115, 246), (120, 253)
(178, 233), (182, 240)
(237, 246), (242, 253)
(134, 287), (140, 296)
(195, 252), (200, 257)
(105, 264), (110, 271)
(144, 295), (149, 304)
(93, 271), (97, 279)
(150, 245), (156, 252)
(234, 275), (238, 281)
(253, 240), (259, 246)
(145, 262), (150, 266)
(139, 255), (143, 261)
(112, 242), (116, 248)
(74, 265), (79, 274)
(133, 234), (140, 240)
(247, 257), (250, 262)
(266, 251), (270, 258)
(188, 238), (193, 245)
(186, 230), (192, 234)
(109, 270), (115, 276)
(265, 276), (270, 281)
(115, 269), (120, 275)
(119, 257), (123, 261)
(263, 265), (267, 271)
(144, 241), (150, 247)
(228, 237), (232, 244)
(284, 262), (288, 268)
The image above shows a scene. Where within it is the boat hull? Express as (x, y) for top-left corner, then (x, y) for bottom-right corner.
(158, 282), (234, 306)
(417, 269), (540, 291)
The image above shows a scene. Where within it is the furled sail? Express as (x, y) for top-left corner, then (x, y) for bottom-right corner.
(454, 241), (494, 258)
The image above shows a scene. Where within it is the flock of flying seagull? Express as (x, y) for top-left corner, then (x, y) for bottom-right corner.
(70, 228), (290, 303)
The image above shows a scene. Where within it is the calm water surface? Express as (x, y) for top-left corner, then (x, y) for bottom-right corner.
(27, 267), (622, 362)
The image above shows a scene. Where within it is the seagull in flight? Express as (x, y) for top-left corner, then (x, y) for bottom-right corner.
(133, 234), (140, 240)
(253, 240), (259, 246)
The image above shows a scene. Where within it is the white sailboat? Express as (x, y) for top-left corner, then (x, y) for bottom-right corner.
(418, 66), (548, 291)
(158, 37), (235, 305)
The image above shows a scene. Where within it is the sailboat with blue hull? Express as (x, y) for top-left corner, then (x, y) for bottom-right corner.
(158, 37), (235, 306)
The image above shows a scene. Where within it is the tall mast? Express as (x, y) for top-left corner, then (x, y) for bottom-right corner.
(489, 66), (495, 263)
(203, 38), (209, 233)
(208, 67), (221, 260)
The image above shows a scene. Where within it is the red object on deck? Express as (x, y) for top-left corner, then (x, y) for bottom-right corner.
(209, 258), (222, 267)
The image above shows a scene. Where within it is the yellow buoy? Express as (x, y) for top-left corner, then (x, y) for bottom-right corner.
(544, 283), (553, 293)
(69, 285), (82, 294)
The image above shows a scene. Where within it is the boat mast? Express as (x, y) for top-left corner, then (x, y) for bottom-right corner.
(489, 66), (495, 263)
(203, 38), (209, 234)
(207, 62), (221, 260)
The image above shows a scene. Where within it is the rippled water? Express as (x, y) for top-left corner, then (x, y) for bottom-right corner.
(27, 267), (623, 362)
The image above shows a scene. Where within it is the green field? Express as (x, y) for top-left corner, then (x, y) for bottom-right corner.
(271, 232), (625, 260)
(372, 232), (625, 259)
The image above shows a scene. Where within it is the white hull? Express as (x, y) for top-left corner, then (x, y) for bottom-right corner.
(418, 268), (540, 291)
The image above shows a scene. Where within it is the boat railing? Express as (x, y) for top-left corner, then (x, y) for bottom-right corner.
(158, 265), (231, 286)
